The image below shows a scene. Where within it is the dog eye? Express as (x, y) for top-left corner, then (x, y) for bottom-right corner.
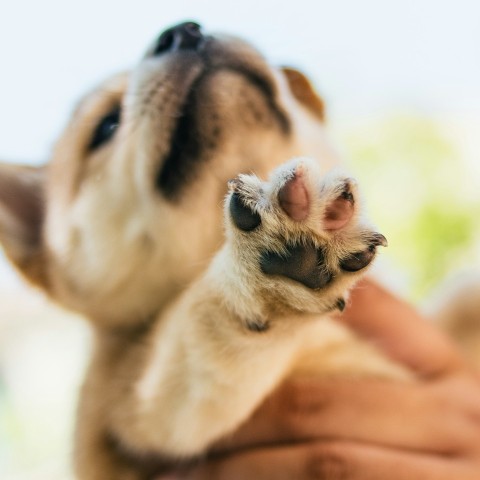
(89, 107), (121, 150)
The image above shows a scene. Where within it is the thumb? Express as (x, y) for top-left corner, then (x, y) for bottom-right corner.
(337, 278), (466, 378)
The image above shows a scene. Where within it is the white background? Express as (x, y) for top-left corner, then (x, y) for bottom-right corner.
(0, 1), (479, 478)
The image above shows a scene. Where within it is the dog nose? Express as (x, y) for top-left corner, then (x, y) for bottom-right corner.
(153, 22), (204, 55)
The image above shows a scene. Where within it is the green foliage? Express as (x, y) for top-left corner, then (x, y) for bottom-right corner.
(340, 114), (480, 299)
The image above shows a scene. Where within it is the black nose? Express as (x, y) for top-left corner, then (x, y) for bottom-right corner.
(153, 22), (204, 55)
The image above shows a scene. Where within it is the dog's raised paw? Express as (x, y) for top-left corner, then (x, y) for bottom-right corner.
(225, 158), (386, 315)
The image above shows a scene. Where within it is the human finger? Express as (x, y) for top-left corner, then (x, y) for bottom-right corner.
(338, 278), (466, 377)
(215, 376), (480, 455)
(176, 440), (478, 480)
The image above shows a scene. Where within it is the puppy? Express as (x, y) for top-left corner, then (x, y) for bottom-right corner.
(0, 21), (470, 479)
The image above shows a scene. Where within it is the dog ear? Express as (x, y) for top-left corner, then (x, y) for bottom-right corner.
(0, 162), (49, 289)
(281, 67), (326, 121)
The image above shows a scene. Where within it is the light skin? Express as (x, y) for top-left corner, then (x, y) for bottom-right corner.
(159, 278), (480, 479)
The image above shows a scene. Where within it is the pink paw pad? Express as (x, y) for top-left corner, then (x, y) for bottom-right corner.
(323, 188), (355, 231)
(278, 169), (355, 232)
(278, 170), (310, 221)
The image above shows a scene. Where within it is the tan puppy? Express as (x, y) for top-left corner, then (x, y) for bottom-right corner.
(0, 22), (473, 479)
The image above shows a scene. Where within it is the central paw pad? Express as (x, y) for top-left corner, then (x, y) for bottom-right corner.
(260, 243), (332, 289)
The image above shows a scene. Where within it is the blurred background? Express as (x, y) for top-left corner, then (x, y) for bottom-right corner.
(1, 1), (479, 478)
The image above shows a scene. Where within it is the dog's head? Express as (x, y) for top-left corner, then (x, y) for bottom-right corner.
(0, 22), (340, 326)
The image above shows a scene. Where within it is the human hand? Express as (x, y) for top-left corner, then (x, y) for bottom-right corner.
(159, 279), (480, 479)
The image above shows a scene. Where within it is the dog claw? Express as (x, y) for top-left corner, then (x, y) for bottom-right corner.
(339, 233), (387, 272)
(336, 298), (346, 311)
(370, 233), (388, 247)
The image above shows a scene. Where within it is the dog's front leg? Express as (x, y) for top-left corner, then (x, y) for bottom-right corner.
(74, 279), (303, 480)
(108, 158), (389, 462)
(110, 265), (304, 458)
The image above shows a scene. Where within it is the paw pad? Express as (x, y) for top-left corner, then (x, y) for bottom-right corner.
(323, 183), (355, 231)
(278, 170), (310, 221)
(260, 243), (332, 290)
(229, 191), (261, 232)
(339, 234), (388, 272)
